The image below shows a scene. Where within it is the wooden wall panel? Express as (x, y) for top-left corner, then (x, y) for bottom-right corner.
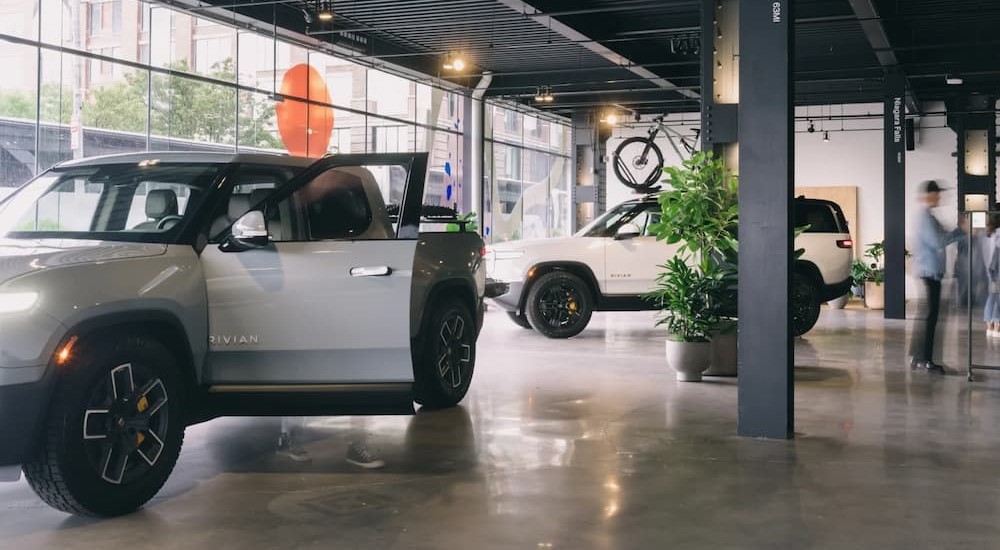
(794, 186), (859, 258)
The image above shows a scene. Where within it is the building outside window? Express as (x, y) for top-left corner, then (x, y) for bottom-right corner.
(0, 1), (570, 234)
(112, 0), (123, 33)
(89, 2), (102, 36)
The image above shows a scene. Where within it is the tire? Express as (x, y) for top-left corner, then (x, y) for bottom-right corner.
(23, 334), (185, 517)
(613, 136), (665, 192)
(413, 298), (476, 409)
(506, 311), (533, 329)
(525, 271), (594, 339)
(792, 274), (821, 337)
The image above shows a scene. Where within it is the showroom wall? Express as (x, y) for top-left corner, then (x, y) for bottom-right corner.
(606, 103), (969, 296)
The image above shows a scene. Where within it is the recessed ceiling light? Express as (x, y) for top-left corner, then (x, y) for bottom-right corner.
(946, 75), (963, 85)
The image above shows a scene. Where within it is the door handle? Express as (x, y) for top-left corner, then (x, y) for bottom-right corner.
(351, 266), (393, 277)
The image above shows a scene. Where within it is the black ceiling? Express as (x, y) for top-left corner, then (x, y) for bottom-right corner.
(192, 0), (1000, 116)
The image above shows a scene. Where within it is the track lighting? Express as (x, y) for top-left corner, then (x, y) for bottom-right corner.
(316, 0), (333, 22)
(807, 120), (815, 133)
(443, 52), (466, 71)
(533, 86), (554, 103)
(823, 131), (830, 143)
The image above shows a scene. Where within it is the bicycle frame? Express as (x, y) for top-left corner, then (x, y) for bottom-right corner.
(646, 119), (697, 161)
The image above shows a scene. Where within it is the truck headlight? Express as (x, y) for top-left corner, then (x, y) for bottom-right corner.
(494, 250), (525, 260)
(0, 291), (39, 313)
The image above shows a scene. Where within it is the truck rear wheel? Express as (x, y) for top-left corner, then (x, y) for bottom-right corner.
(525, 271), (594, 339)
(23, 334), (185, 517)
(414, 299), (476, 409)
(792, 273), (821, 337)
(506, 311), (533, 329)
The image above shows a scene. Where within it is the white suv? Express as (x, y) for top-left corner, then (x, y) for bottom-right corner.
(486, 196), (853, 338)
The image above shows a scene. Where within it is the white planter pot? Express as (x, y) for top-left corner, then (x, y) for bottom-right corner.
(665, 339), (712, 382)
(864, 281), (885, 310)
(828, 294), (849, 309)
(704, 331), (737, 377)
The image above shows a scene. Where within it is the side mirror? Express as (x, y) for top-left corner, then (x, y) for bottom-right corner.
(221, 210), (269, 252)
(615, 223), (641, 240)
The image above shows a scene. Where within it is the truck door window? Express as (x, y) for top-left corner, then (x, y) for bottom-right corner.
(207, 168), (292, 243)
(278, 167), (393, 242)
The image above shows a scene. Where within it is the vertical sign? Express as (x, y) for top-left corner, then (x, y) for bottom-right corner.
(883, 70), (906, 320)
(737, 0), (794, 439)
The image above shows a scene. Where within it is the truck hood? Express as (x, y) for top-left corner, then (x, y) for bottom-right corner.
(0, 239), (167, 285)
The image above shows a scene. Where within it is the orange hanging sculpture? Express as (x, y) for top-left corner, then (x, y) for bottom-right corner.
(275, 64), (334, 158)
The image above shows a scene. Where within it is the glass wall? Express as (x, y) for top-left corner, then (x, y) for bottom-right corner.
(484, 103), (572, 243)
(0, 0), (465, 213)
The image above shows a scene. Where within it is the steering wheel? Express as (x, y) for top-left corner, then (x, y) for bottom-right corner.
(156, 215), (184, 230)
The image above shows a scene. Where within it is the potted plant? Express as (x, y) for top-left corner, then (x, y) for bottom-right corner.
(863, 241), (885, 310)
(850, 259), (869, 299)
(647, 258), (728, 381)
(828, 293), (850, 309)
(646, 152), (739, 380)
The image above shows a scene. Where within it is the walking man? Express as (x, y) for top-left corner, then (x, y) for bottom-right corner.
(911, 180), (965, 374)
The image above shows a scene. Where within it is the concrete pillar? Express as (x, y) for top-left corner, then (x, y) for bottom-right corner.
(571, 110), (606, 231)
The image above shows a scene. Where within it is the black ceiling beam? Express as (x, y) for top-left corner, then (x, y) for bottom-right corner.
(846, 0), (921, 114)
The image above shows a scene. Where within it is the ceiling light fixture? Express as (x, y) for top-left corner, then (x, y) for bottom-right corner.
(534, 87), (545, 102)
(541, 86), (554, 102)
(946, 75), (963, 85)
(807, 120), (815, 133)
(823, 131), (830, 143)
(443, 52), (466, 71)
(316, 0), (334, 22)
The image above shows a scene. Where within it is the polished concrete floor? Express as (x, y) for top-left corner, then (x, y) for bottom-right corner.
(4, 301), (1000, 549)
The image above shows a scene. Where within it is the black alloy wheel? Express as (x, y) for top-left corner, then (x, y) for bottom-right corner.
(414, 299), (476, 408)
(506, 311), (533, 329)
(82, 362), (170, 486)
(791, 274), (821, 337)
(23, 334), (185, 517)
(525, 271), (594, 339)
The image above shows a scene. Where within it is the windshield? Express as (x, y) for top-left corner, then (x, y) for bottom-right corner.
(0, 162), (223, 242)
(575, 202), (644, 237)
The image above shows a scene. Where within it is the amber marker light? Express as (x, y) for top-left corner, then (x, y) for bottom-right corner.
(56, 336), (79, 366)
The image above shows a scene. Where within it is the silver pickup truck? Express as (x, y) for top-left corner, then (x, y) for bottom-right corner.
(0, 152), (485, 517)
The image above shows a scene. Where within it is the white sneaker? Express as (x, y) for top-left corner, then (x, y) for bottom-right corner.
(346, 442), (385, 469)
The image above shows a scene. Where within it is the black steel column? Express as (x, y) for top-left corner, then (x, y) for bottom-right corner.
(737, 0), (794, 439)
(883, 70), (906, 320)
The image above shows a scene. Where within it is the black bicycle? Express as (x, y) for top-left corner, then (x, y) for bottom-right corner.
(612, 115), (700, 192)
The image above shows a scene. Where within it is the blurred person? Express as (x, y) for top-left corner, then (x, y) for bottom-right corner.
(910, 180), (966, 374)
(983, 212), (1000, 337)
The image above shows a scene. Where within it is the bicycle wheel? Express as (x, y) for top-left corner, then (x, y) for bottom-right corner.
(613, 137), (664, 192)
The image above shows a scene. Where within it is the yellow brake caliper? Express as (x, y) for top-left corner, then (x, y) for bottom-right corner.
(136, 396), (149, 446)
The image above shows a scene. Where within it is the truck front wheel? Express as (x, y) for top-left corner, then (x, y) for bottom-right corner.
(525, 271), (594, 339)
(414, 299), (476, 409)
(506, 311), (533, 329)
(23, 334), (185, 517)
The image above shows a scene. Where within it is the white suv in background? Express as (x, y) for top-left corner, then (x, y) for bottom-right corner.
(486, 196), (853, 338)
